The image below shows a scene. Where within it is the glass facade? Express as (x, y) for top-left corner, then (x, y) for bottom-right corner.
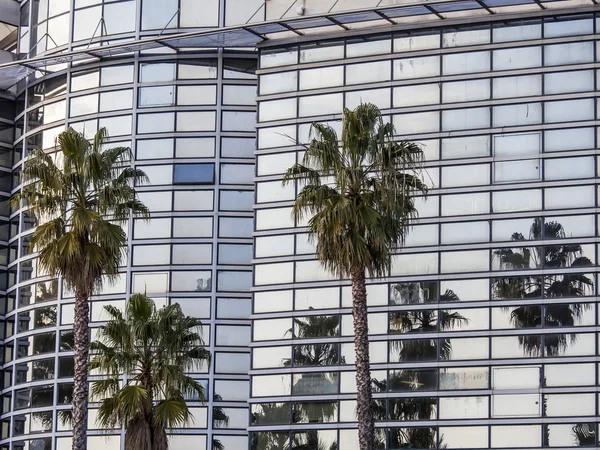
(252, 13), (600, 450)
(0, 1), (261, 449)
(2, 2), (600, 450)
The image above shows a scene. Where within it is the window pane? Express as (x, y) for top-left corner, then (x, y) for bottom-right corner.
(173, 164), (215, 185)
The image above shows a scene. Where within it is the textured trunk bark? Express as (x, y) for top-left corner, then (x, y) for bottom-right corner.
(350, 266), (375, 450)
(72, 287), (90, 450)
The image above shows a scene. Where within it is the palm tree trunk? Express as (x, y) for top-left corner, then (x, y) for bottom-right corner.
(72, 287), (90, 450)
(350, 266), (375, 450)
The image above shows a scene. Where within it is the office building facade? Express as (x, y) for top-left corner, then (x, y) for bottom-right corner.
(250, 2), (600, 450)
(0, 0), (599, 449)
(0, 0), (265, 449)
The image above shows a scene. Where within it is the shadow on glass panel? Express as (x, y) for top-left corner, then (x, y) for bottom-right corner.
(390, 281), (438, 305)
(285, 312), (343, 368)
(251, 403), (290, 426)
(250, 431), (290, 450)
(544, 423), (596, 447)
(492, 218), (594, 356)
(292, 429), (338, 450)
(388, 427), (439, 450)
(212, 394), (230, 450)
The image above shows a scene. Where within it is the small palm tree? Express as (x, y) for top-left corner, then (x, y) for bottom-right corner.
(11, 127), (149, 450)
(89, 294), (211, 450)
(283, 103), (428, 450)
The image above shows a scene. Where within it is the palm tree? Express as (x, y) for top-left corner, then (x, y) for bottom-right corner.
(492, 218), (593, 356)
(89, 294), (211, 450)
(11, 127), (149, 450)
(283, 103), (427, 450)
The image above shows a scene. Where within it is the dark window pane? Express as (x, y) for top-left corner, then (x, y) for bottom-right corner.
(173, 163), (215, 185)
(389, 369), (438, 391)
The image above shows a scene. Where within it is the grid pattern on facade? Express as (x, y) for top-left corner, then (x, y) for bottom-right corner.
(251, 13), (600, 450)
(0, 1), (260, 450)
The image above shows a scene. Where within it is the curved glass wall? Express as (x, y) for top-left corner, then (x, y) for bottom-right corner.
(2, 1), (260, 450)
(252, 13), (600, 450)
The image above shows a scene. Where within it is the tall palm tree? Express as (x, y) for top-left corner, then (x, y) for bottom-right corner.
(492, 218), (593, 356)
(11, 127), (149, 450)
(283, 103), (427, 450)
(89, 294), (211, 450)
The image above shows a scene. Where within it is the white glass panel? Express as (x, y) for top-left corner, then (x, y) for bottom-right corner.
(173, 244), (211, 265)
(346, 61), (391, 84)
(100, 115), (132, 136)
(258, 125), (296, 149)
(394, 56), (440, 79)
(133, 245), (170, 266)
(394, 84), (439, 107)
(173, 191), (214, 211)
(137, 139), (173, 159)
(493, 103), (541, 127)
(73, 6), (101, 41)
(256, 207), (294, 230)
(393, 111), (439, 134)
(142, 0), (178, 30)
(443, 107), (489, 131)
(222, 85), (255, 106)
(390, 253), (438, 275)
(138, 192), (172, 212)
(255, 263), (293, 285)
(256, 181), (294, 203)
(545, 156), (594, 180)
(300, 45), (344, 63)
(493, 24), (541, 42)
(101, 65), (133, 86)
(394, 34), (440, 52)
(494, 132), (539, 157)
(299, 94), (342, 117)
(138, 113), (174, 134)
(404, 224), (438, 247)
(490, 425), (541, 448)
(176, 138), (214, 158)
(173, 217), (213, 238)
(346, 88), (391, 110)
(133, 272), (168, 294)
(441, 250), (489, 273)
(494, 159), (540, 183)
(260, 71), (298, 95)
(180, 0), (218, 27)
(442, 164), (489, 187)
(443, 29), (490, 47)
(545, 99), (594, 123)
(177, 86), (217, 106)
(140, 63), (176, 83)
(442, 135), (490, 159)
(104, 1), (135, 34)
(544, 127), (594, 152)
(134, 218), (171, 239)
(545, 42), (594, 66)
(493, 75), (541, 99)
(70, 94), (98, 117)
(493, 189), (541, 212)
(442, 193), (490, 216)
(545, 70), (594, 95)
(441, 221), (489, 244)
(177, 112), (216, 132)
(443, 79), (490, 103)
(261, 50), (298, 69)
(299, 66), (343, 90)
(545, 18), (593, 37)
(99, 90), (132, 112)
(347, 39), (391, 57)
(443, 51), (490, 75)
(225, 0), (264, 25)
(259, 98), (297, 121)
(493, 47), (541, 70)
(545, 186), (595, 209)
(255, 235), (294, 258)
(142, 165), (173, 185)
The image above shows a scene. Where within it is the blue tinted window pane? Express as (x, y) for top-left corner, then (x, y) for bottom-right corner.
(174, 163), (215, 184)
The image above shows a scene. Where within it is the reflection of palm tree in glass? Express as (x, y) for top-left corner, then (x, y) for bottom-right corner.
(250, 430), (290, 450)
(212, 394), (229, 450)
(572, 423), (596, 446)
(284, 312), (340, 450)
(492, 219), (593, 356)
(388, 286), (466, 448)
